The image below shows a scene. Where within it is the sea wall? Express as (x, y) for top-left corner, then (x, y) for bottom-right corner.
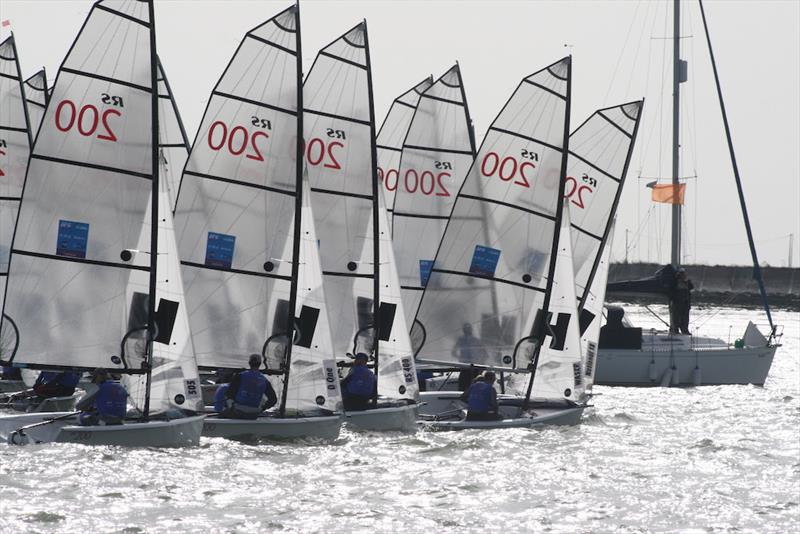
(608, 262), (799, 310)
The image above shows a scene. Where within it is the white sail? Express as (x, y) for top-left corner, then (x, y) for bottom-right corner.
(1, 0), (157, 372)
(156, 57), (190, 210)
(175, 6), (300, 370)
(581, 222), (613, 389)
(376, 76), (432, 224)
(415, 58), (572, 379)
(23, 68), (48, 138)
(391, 64), (476, 331)
(0, 35), (32, 324)
(305, 22), (374, 359)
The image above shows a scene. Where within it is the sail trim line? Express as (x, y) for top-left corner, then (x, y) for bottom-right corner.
(393, 211), (450, 220)
(12, 249), (151, 272)
(403, 144), (474, 156)
(571, 223), (603, 241)
(31, 154), (152, 180)
(309, 186), (371, 200)
(395, 100), (416, 110)
(459, 193), (557, 222)
(489, 127), (564, 154)
(0, 72), (17, 81)
(376, 144), (402, 152)
(181, 260), (293, 281)
(0, 196), (20, 201)
(60, 67), (152, 93)
(421, 93), (464, 107)
(0, 125), (28, 133)
(322, 270), (374, 279)
(25, 99), (46, 108)
(183, 170), (295, 197)
(566, 150), (620, 183)
(523, 79), (566, 101)
(597, 111), (633, 139)
(212, 90), (297, 116)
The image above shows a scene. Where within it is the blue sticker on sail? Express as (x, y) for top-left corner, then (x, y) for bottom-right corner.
(205, 232), (235, 269)
(56, 220), (89, 259)
(469, 245), (501, 277)
(419, 260), (434, 286)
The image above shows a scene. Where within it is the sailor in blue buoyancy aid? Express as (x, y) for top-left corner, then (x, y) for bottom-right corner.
(214, 384), (230, 413)
(340, 352), (376, 411)
(76, 368), (128, 426)
(220, 354), (277, 419)
(32, 370), (82, 398)
(460, 371), (500, 421)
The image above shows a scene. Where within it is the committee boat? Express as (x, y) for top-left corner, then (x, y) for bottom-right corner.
(0, 0), (204, 447)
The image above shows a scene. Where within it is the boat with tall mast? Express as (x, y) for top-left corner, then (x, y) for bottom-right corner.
(305, 21), (421, 431)
(172, 4), (343, 440)
(595, 0), (779, 387)
(0, 0), (205, 446)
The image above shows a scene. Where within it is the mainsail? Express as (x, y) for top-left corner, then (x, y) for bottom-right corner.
(156, 56), (190, 210)
(376, 76), (432, 224)
(23, 68), (49, 138)
(1, 1), (163, 377)
(414, 58), (572, 391)
(391, 64), (476, 332)
(0, 35), (32, 324)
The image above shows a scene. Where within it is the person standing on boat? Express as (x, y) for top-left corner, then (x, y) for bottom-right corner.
(221, 354), (277, 419)
(672, 269), (694, 335)
(452, 323), (486, 390)
(340, 352), (376, 411)
(460, 371), (500, 421)
(76, 368), (128, 426)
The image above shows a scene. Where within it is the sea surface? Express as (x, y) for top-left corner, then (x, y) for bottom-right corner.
(0, 306), (797, 533)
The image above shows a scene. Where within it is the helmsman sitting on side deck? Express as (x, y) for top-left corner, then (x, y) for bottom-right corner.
(219, 354), (277, 419)
(460, 371), (500, 421)
(340, 352), (376, 411)
(76, 368), (128, 426)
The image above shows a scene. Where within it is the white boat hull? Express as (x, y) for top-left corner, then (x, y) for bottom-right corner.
(1, 413), (205, 447)
(202, 414), (342, 441)
(344, 403), (418, 432)
(417, 391), (585, 430)
(4, 394), (80, 413)
(595, 345), (777, 386)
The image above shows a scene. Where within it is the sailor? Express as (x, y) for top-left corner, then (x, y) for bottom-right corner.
(221, 354), (277, 419)
(452, 323), (485, 390)
(213, 383), (230, 413)
(340, 352), (376, 411)
(76, 368), (128, 426)
(672, 268), (694, 335)
(32, 370), (82, 398)
(1, 366), (22, 381)
(460, 371), (500, 421)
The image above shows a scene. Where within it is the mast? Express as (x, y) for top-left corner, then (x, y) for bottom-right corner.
(697, 0), (774, 331)
(670, 0), (681, 267)
(143, 0), (159, 419)
(524, 56), (572, 405)
(362, 20), (381, 407)
(279, 3), (303, 417)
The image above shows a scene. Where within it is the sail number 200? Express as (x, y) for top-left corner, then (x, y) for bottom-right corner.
(55, 100), (121, 142)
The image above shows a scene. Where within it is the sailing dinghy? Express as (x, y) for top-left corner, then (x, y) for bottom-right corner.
(413, 57), (587, 430)
(0, 0), (204, 447)
(173, 5), (343, 441)
(305, 22), (420, 431)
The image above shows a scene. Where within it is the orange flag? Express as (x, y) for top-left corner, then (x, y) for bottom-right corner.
(649, 183), (685, 205)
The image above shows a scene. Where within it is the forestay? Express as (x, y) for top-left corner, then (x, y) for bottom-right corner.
(1, 0), (158, 372)
(391, 64), (476, 331)
(376, 76), (432, 223)
(415, 57), (572, 377)
(156, 57), (190, 210)
(23, 68), (49, 138)
(175, 6), (300, 370)
(0, 35), (32, 323)
(304, 23), (374, 359)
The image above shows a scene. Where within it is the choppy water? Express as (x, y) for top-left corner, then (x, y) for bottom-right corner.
(0, 306), (797, 533)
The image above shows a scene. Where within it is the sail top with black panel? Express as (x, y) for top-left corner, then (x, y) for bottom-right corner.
(414, 57), (573, 377)
(1, 0), (163, 375)
(391, 64), (477, 330)
(0, 34), (33, 323)
(304, 22), (379, 361)
(155, 56), (190, 210)
(376, 76), (432, 221)
(23, 68), (49, 138)
(174, 5), (303, 372)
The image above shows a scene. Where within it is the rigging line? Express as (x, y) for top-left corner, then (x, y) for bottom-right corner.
(603, 0), (643, 105)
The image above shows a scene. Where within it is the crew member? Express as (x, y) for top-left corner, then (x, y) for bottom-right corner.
(76, 368), (128, 426)
(32, 370), (82, 398)
(460, 371), (500, 421)
(340, 352), (376, 411)
(222, 354), (277, 419)
(671, 268), (694, 335)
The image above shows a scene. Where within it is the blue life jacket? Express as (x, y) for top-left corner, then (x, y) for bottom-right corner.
(35, 371), (81, 389)
(35, 371), (58, 386)
(233, 370), (267, 408)
(214, 384), (229, 412)
(95, 380), (128, 418)
(467, 381), (493, 413)
(345, 364), (376, 398)
(59, 372), (81, 388)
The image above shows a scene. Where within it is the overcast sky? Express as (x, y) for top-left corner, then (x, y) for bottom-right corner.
(3, 0), (799, 267)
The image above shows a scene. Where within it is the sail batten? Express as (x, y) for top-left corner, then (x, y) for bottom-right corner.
(23, 69), (49, 137)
